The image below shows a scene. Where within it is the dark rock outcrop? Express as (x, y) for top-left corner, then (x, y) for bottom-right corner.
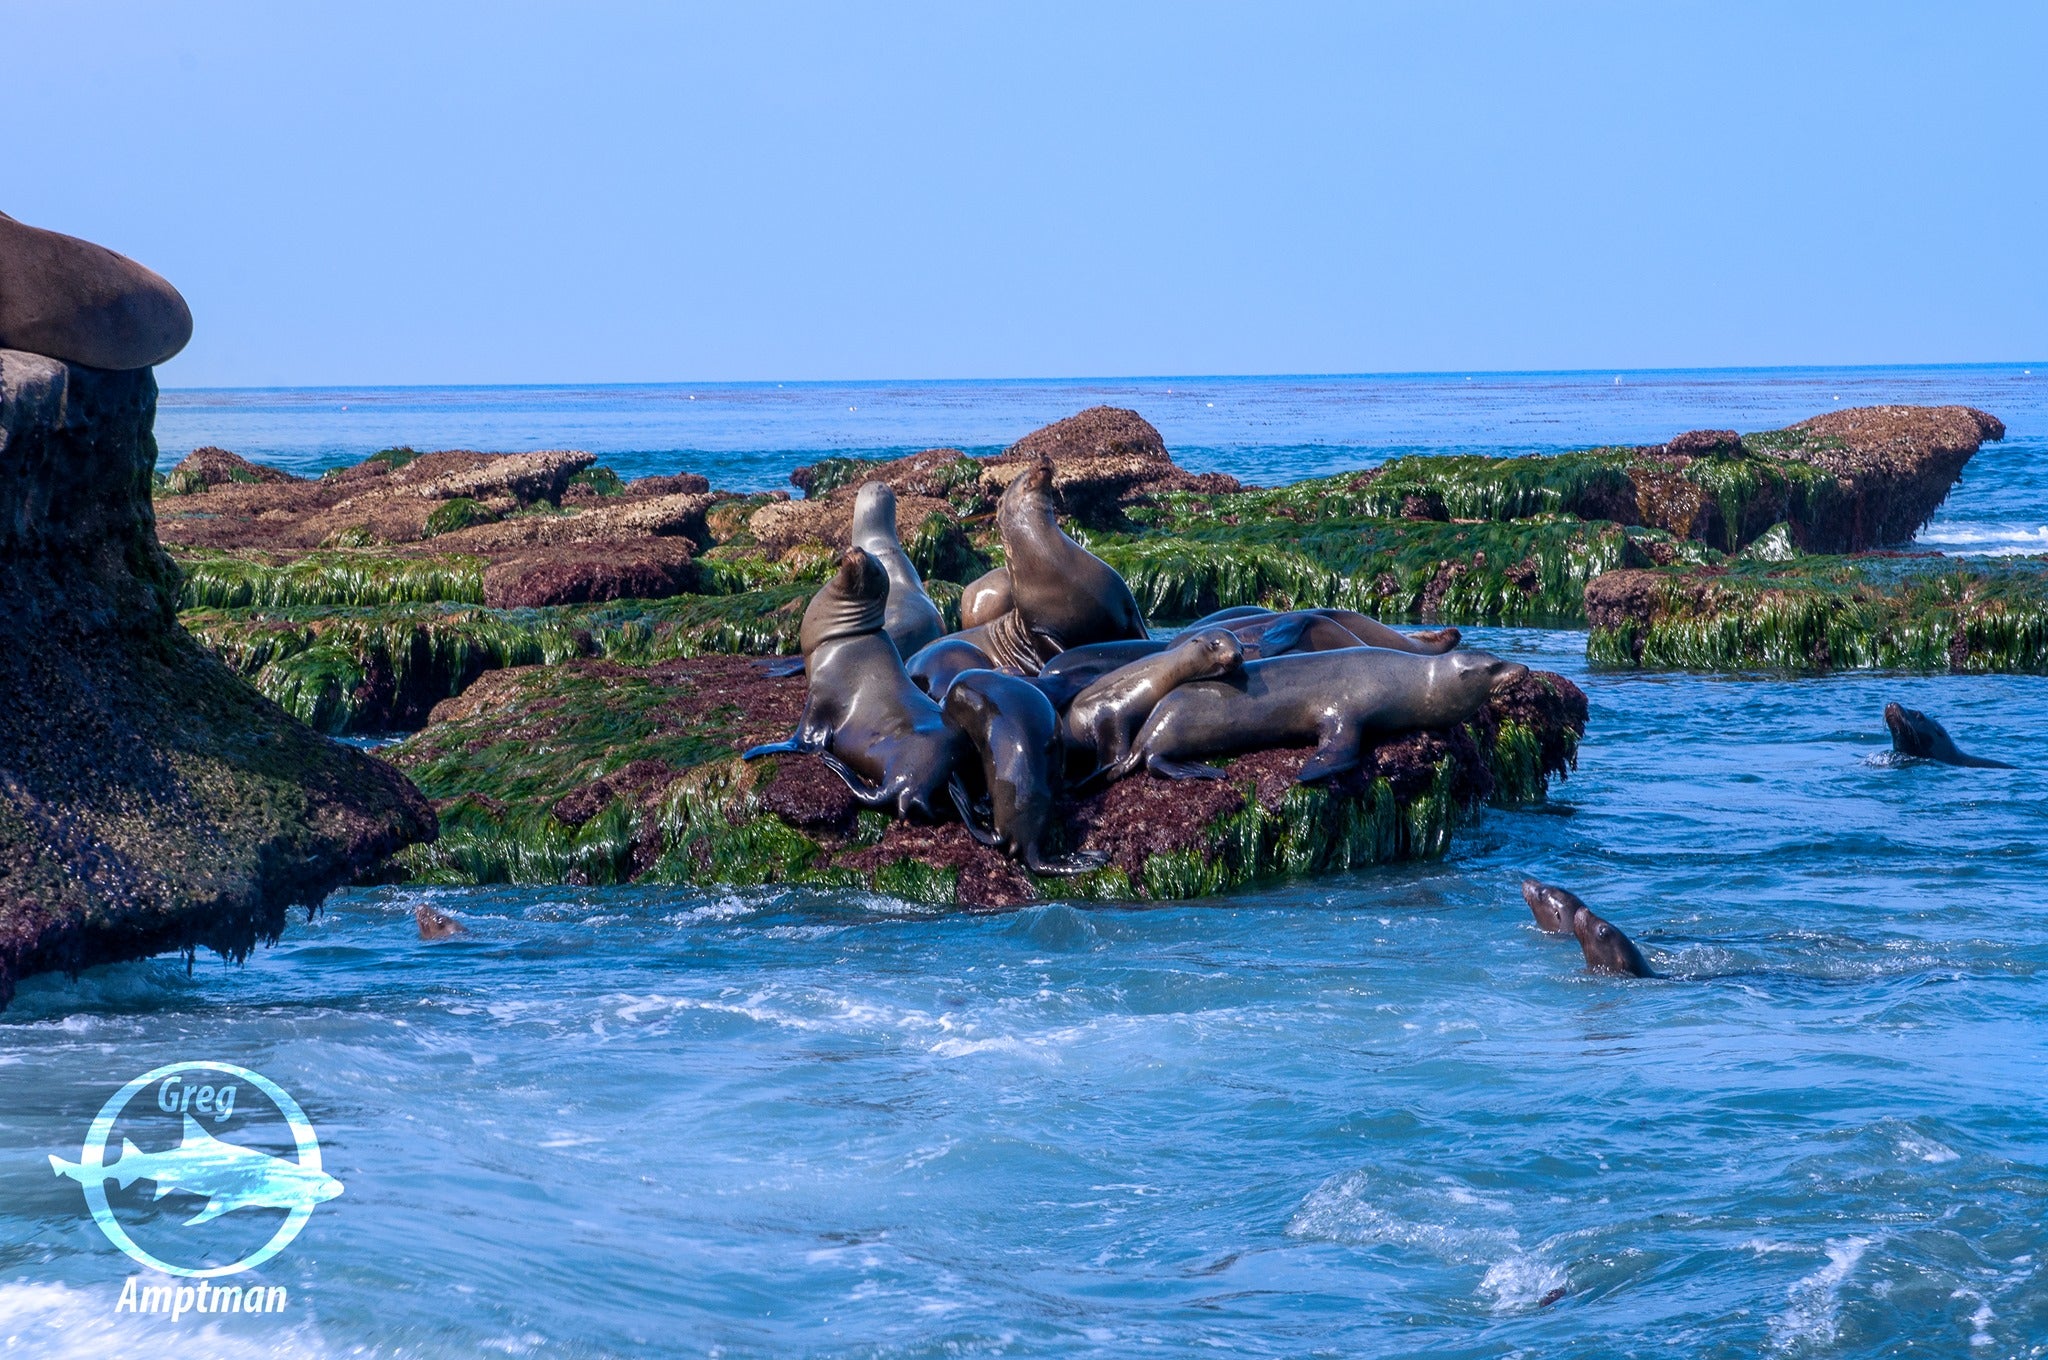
(0, 211), (193, 369)
(0, 351), (434, 1007)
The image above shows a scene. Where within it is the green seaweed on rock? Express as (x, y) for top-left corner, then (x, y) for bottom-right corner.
(172, 548), (488, 609)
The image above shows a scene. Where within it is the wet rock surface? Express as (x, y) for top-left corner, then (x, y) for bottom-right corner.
(0, 351), (434, 1007)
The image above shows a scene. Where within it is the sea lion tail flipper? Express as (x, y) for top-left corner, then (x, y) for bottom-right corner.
(1026, 847), (1111, 876)
(754, 656), (807, 678)
(742, 738), (803, 759)
(947, 775), (1000, 846)
(1295, 728), (1363, 783)
(1255, 614), (1311, 657)
(1146, 755), (1226, 781)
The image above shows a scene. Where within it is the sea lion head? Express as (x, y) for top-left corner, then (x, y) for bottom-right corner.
(1520, 878), (1586, 934)
(1884, 701), (1935, 756)
(1001, 457), (1058, 517)
(1572, 906), (1653, 977)
(799, 547), (890, 655)
(851, 481), (899, 547)
(1440, 649), (1529, 706)
(1176, 626), (1246, 678)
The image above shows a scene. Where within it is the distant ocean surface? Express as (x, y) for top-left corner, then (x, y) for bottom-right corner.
(5, 366), (2045, 1357)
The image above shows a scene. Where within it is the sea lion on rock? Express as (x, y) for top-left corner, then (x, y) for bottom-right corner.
(416, 905), (466, 940)
(1113, 646), (1528, 783)
(904, 635), (997, 702)
(990, 458), (1147, 671)
(1884, 702), (2013, 769)
(1064, 628), (1246, 781)
(1028, 638), (1169, 710)
(744, 548), (969, 819)
(0, 211), (193, 369)
(958, 567), (1014, 630)
(943, 670), (1109, 876)
(851, 481), (946, 658)
(1175, 606), (1459, 656)
(1224, 611), (1360, 658)
(1520, 878), (1588, 934)
(1572, 905), (1655, 978)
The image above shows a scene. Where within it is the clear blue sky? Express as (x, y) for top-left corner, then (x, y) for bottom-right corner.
(6, 2), (2041, 386)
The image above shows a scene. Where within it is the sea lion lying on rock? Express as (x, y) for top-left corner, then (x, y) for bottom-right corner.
(1113, 646), (1527, 783)
(1221, 610), (1361, 658)
(851, 481), (946, 658)
(1063, 628), (1245, 782)
(744, 548), (969, 820)
(0, 211), (193, 369)
(943, 670), (1108, 877)
(1027, 638), (1170, 710)
(1176, 607), (1459, 656)
(1884, 702), (2013, 768)
(985, 458), (1147, 671)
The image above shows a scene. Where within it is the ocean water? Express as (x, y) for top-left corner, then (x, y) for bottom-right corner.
(5, 367), (2046, 1357)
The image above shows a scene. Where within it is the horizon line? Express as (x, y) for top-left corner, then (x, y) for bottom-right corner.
(156, 359), (2046, 396)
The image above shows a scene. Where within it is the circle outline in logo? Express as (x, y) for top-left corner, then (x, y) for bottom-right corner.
(68, 1060), (327, 1278)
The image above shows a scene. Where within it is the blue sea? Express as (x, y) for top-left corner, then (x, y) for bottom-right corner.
(4, 366), (2045, 1358)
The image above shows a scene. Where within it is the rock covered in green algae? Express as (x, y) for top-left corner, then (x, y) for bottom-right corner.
(0, 351), (435, 1008)
(381, 655), (1586, 909)
(1585, 554), (2048, 674)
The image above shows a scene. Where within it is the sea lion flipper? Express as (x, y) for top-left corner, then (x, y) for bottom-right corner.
(815, 751), (891, 806)
(754, 656), (807, 679)
(948, 775), (1000, 847)
(1026, 847), (1111, 876)
(1251, 614), (1310, 658)
(742, 738), (803, 759)
(1147, 755), (1226, 781)
(1296, 728), (1363, 783)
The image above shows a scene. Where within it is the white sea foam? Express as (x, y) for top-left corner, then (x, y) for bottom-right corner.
(1767, 1236), (1871, 1353)
(1953, 1289), (1995, 1347)
(0, 1281), (328, 1359)
(1914, 524), (2048, 556)
(1894, 1129), (1959, 1163)
(1479, 1253), (1568, 1312)
(1285, 1169), (1517, 1262)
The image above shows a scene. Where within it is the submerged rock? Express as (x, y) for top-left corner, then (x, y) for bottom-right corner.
(0, 351), (434, 1007)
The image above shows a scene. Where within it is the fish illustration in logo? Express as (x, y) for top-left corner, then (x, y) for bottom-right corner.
(50, 1115), (343, 1225)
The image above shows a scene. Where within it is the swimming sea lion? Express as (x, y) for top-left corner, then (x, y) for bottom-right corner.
(1884, 702), (2013, 769)
(416, 905), (466, 940)
(0, 211), (193, 369)
(1028, 638), (1170, 710)
(1520, 878), (1588, 934)
(1064, 628), (1245, 781)
(1572, 906), (1655, 978)
(943, 670), (1109, 876)
(958, 567), (1014, 630)
(904, 635), (997, 702)
(989, 458), (1147, 670)
(743, 547), (969, 819)
(851, 481), (946, 658)
(1112, 646), (1528, 783)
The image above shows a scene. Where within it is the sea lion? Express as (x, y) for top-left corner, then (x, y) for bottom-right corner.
(1175, 606), (1459, 656)
(415, 905), (466, 940)
(1572, 906), (1655, 978)
(943, 669), (1109, 876)
(989, 458), (1147, 671)
(958, 567), (1014, 630)
(743, 547), (969, 819)
(1064, 628), (1246, 781)
(0, 211), (193, 369)
(1520, 878), (1589, 934)
(1112, 646), (1528, 783)
(904, 635), (997, 702)
(1224, 611), (1362, 658)
(1028, 638), (1170, 710)
(851, 481), (946, 658)
(1884, 702), (2013, 769)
